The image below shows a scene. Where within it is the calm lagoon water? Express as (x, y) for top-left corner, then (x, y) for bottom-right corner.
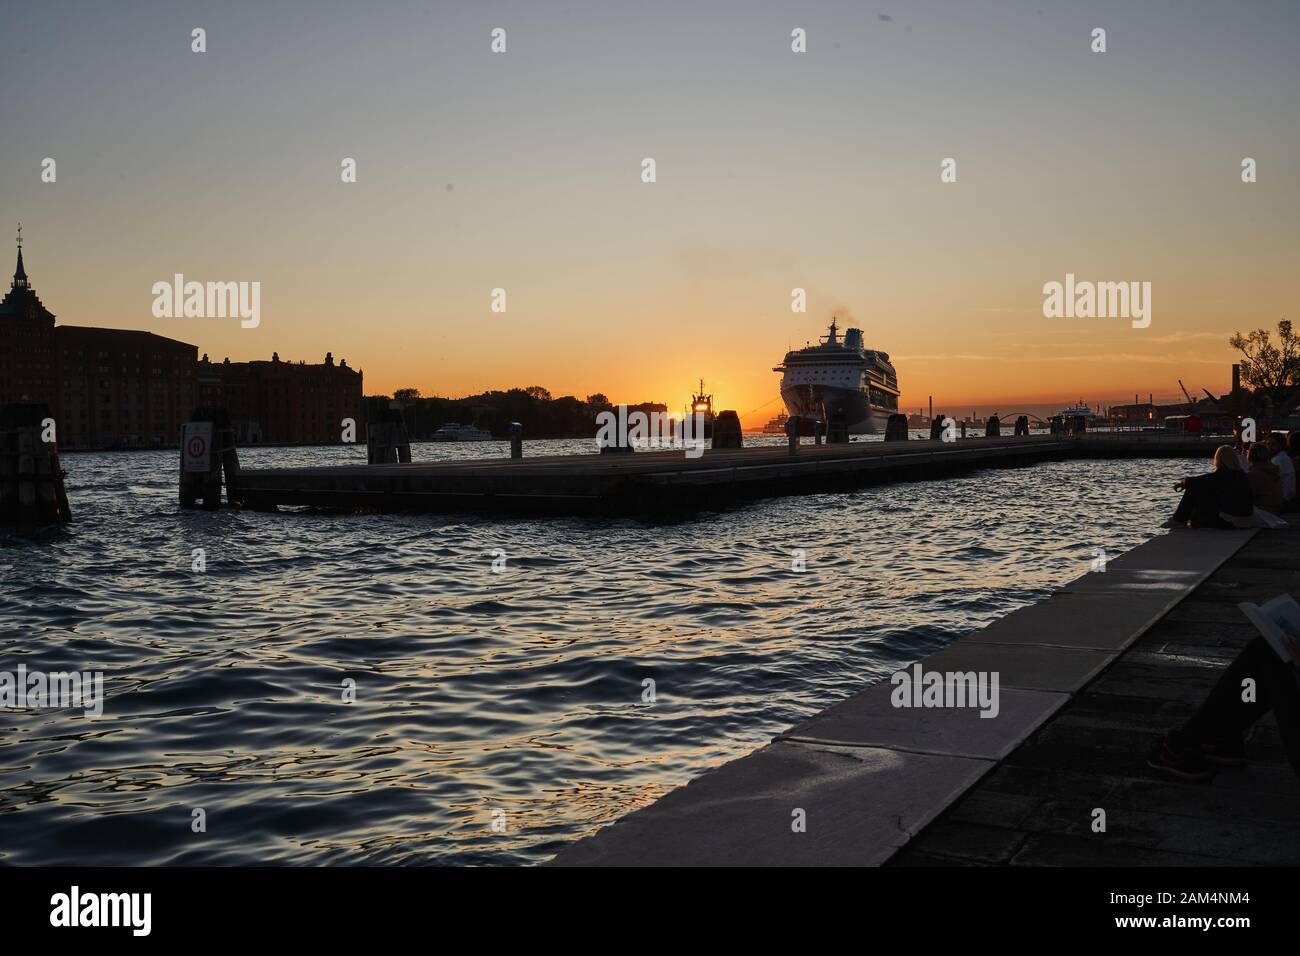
(0, 440), (1202, 865)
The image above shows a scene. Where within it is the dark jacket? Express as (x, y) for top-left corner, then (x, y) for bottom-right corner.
(1248, 461), (1284, 515)
(1185, 468), (1253, 518)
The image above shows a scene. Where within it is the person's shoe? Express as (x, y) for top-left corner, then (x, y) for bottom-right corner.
(1147, 736), (1215, 782)
(1201, 738), (1247, 767)
(1161, 518), (1188, 530)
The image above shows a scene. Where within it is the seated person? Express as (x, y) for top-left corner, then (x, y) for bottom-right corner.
(1230, 425), (1249, 470)
(1247, 443), (1284, 516)
(1162, 445), (1253, 529)
(1149, 636), (1300, 781)
(1268, 432), (1297, 507)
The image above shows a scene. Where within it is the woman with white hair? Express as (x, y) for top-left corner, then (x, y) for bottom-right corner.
(1162, 445), (1253, 529)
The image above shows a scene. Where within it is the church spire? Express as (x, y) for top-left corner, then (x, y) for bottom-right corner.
(13, 222), (27, 289)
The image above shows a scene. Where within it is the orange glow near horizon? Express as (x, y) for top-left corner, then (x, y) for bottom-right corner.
(5, 3), (1294, 429)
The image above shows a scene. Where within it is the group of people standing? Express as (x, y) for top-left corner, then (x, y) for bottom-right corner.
(1164, 429), (1300, 529)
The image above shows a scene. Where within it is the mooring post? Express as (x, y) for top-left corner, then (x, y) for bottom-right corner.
(960, 419), (967, 440)
(0, 402), (71, 524)
(599, 405), (635, 454)
(986, 415), (1001, 437)
(217, 409), (240, 505)
(786, 414), (801, 456)
(712, 410), (743, 449)
(828, 408), (849, 443)
(1014, 415), (1030, 437)
(180, 408), (232, 510)
(510, 421), (523, 459)
(813, 419), (824, 445)
(366, 405), (411, 464)
(366, 421), (388, 464)
(884, 413), (909, 442)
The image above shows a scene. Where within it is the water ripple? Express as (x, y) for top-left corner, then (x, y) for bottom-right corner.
(0, 441), (1201, 864)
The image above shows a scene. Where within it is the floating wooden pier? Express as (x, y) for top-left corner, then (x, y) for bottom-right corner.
(229, 432), (1231, 516)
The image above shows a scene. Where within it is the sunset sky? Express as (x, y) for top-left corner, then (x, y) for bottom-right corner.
(2, 0), (1297, 423)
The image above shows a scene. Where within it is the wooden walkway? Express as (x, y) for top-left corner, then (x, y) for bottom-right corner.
(232, 432), (1227, 515)
(889, 524), (1300, 867)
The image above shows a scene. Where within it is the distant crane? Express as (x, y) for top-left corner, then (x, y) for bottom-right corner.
(1178, 379), (1195, 405)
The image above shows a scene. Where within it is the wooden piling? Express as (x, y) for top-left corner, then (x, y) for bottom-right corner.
(712, 410), (743, 449)
(0, 402), (71, 524)
(600, 407), (634, 454)
(366, 406), (411, 464)
(884, 413), (909, 442)
(827, 409), (850, 444)
(179, 407), (239, 510)
(785, 414), (801, 456)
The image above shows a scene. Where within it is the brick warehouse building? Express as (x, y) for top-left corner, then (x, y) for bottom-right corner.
(56, 326), (198, 449)
(0, 238), (363, 449)
(197, 351), (363, 445)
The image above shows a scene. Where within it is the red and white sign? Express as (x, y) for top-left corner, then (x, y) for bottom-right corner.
(183, 422), (213, 473)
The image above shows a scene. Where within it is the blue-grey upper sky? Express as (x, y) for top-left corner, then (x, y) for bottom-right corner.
(3, 0), (1297, 414)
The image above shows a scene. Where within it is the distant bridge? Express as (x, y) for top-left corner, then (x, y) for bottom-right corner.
(991, 412), (1051, 425)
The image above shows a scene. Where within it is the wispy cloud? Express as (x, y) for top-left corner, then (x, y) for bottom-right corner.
(975, 328), (1231, 345)
(897, 352), (1225, 365)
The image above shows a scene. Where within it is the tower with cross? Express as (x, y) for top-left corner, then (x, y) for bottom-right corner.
(13, 222), (29, 290)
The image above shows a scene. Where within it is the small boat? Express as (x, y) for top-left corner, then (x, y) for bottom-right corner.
(686, 378), (715, 439)
(1057, 399), (1106, 425)
(762, 411), (790, 434)
(431, 423), (493, 442)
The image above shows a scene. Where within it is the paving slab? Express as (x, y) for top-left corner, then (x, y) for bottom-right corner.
(1065, 532), (1255, 596)
(967, 589), (1215, 652)
(918, 640), (1115, 694)
(1078, 529), (1255, 577)
(780, 679), (1067, 760)
(888, 526), (1300, 867)
(551, 740), (992, 866)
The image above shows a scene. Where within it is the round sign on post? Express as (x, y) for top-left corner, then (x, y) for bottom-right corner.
(183, 422), (214, 473)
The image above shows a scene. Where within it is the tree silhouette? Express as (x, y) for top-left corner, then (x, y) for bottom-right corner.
(1229, 320), (1299, 403)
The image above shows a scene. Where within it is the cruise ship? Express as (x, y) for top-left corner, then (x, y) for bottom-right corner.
(774, 320), (900, 434)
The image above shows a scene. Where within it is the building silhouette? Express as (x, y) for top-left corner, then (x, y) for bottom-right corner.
(0, 238), (58, 410)
(197, 350), (362, 445)
(0, 234), (362, 449)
